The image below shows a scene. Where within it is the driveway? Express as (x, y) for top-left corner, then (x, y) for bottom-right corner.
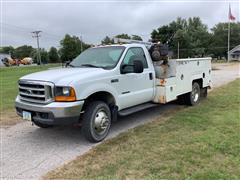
(1, 63), (239, 179)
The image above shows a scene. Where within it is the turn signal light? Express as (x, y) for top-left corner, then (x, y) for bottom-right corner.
(55, 87), (76, 102)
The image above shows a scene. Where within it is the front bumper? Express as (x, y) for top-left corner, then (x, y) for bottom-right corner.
(15, 96), (84, 125)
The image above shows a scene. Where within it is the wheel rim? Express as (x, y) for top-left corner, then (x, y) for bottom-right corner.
(192, 86), (199, 102)
(93, 109), (110, 135)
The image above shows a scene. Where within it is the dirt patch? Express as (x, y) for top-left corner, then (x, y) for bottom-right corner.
(212, 62), (239, 70)
(0, 110), (23, 127)
(212, 67), (220, 71)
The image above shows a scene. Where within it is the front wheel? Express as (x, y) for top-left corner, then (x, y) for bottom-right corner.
(82, 101), (111, 142)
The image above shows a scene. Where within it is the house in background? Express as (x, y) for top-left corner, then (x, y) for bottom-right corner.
(229, 45), (240, 61)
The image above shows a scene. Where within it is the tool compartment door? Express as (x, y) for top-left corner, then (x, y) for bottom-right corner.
(154, 77), (177, 104)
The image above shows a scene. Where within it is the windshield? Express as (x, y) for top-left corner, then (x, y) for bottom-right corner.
(70, 46), (125, 69)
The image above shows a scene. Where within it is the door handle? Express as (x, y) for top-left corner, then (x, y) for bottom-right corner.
(149, 73), (153, 80)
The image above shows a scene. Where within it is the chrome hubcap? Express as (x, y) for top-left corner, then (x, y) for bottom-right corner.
(192, 87), (199, 102)
(94, 110), (109, 134)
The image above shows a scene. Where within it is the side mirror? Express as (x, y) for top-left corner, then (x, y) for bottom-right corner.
(133, 60), (144, 73)
(121, 60), (144, 74)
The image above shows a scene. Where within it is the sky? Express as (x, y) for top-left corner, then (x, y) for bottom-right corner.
(1, 0), (240, 49)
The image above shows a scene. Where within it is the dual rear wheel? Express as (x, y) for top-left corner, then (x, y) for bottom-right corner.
(178, 82), (207, 106)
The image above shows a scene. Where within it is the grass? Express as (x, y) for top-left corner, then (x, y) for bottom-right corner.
(0, 64), (61, 126)
(45, 79), (240, 180)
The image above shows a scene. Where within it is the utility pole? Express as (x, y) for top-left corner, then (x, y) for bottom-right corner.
(177, 41), (180, 59)
(32, 31), (42, 65)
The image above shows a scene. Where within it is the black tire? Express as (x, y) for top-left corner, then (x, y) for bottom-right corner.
(82, 101), (111, 143)
(201, 87), (208, 98)
(177, 94), (186, 105)
(185, 82), (201, 106)
(33, 121), (53, 128)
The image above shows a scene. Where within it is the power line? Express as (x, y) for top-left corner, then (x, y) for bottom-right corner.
(1, 22), (62, 40)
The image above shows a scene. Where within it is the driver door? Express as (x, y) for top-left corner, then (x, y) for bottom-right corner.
(116, 47), (154, 109)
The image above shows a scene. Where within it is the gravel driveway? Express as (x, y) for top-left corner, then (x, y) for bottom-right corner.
(1, 63), (239, 179)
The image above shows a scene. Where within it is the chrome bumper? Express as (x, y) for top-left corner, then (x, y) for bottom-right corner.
(15, 96), (84, 125)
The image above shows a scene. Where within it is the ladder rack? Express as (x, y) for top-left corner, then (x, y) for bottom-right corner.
(113, 38), (153, 49)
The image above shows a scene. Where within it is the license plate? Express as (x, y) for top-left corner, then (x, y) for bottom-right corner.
(22, 111), (32, 121)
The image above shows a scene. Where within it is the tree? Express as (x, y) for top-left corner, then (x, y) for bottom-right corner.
(40, 49), (49, 64)
(59, 34), (90, 62)
(186, 17), (210, 57)
(11, 45), (34, 59)
(209, 22), (240, 58)
(48, 47), (59, 63)
(31, 48), (49, 64)
(151, 17), (211, 58)
(115, 34), (131, 39)
(0, 46), (14, 55)
(101, 36), (114, 45)
(131, 35), (143, 41)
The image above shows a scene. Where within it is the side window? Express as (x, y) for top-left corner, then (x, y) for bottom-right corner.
(108, 49), (124, 62)
(122, 47), (148, 68)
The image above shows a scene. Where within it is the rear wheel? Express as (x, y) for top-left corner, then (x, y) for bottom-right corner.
(201, 87), (208, 98)
(82, 101), (111, 142)
(177, 94), (186, 105)
(185, 82), (201, 106)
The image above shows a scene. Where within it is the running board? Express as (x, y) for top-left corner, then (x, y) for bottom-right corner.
(118, 103), (159, 116)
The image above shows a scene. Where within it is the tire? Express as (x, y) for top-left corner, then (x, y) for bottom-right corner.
(33, 121), (53, 128)
(177, 94), (186, 105)
(82, 101), (111, 142)
(185, 82), (201, 106)
(201, 87), (208, 98)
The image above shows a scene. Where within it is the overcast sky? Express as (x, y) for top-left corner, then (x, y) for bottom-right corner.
(1, 0), (239, 49)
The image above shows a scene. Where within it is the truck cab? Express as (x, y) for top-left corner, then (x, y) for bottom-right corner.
(15, 43), (211, 142)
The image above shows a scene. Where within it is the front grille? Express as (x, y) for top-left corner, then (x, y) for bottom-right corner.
(18, 80), (54, 104)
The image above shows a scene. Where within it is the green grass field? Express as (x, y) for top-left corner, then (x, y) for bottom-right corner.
(45, 79), (240, 180)
(0, 64), (60, 112)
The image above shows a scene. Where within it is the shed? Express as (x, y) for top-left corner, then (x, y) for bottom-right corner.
(229, 45), (240, 61)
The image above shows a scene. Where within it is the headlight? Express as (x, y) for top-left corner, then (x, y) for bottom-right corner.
(55, 86), (76, 102)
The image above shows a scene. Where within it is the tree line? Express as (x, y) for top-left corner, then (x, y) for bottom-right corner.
(0, 17), (239, 63)
(151, 17), (240, 58)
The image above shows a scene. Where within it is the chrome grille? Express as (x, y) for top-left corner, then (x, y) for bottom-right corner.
(18, 80), (54, 104)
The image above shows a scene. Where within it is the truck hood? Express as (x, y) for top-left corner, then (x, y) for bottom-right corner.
(20, 67), (108, 85)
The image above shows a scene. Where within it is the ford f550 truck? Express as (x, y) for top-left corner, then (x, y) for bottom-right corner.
(15, 42), (212, 142)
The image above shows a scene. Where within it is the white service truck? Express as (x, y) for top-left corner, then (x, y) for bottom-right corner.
(15, 42), (212, 142)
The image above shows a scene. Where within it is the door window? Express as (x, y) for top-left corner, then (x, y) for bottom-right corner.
(122, 47), (148, 68)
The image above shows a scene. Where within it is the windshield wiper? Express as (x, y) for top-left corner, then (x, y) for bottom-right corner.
(80, 64), (103, 68)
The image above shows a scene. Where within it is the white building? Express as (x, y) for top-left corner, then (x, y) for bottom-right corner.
(229, 45), (240, 61)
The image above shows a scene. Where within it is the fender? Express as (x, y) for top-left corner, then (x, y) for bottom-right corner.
(74, 82), (119, 106)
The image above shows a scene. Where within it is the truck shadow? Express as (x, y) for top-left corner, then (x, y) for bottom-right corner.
(25, 102), (184, 146)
